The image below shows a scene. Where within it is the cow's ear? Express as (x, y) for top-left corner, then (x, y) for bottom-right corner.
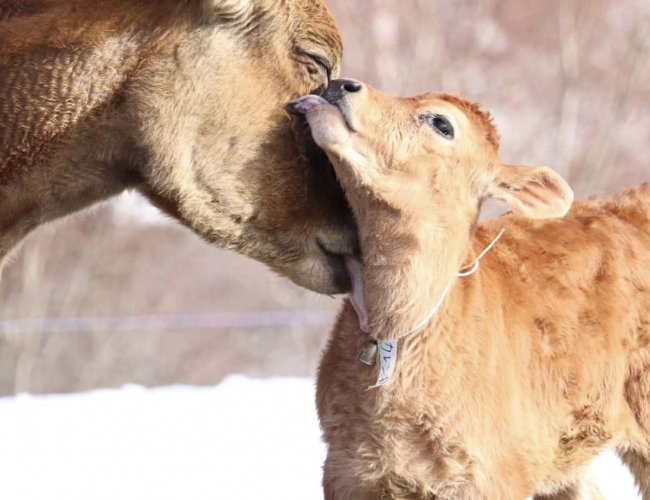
(487, 164), (574, 219)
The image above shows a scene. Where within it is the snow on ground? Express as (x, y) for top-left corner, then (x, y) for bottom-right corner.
(0, 376), (640, 500)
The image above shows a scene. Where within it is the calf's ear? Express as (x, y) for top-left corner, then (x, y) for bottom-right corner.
(488, 164), (574, 219)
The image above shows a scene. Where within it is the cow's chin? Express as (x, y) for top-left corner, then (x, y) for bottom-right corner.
(284, 248), (351, 294)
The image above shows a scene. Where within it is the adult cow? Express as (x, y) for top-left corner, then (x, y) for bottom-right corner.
(0, 0), (355, 293)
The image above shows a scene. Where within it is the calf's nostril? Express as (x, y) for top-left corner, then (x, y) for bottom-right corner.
(343, 80), (362, 93)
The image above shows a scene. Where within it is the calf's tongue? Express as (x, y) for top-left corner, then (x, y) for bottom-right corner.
(285, 94), (330, 115)
(344, 255), (370, 333)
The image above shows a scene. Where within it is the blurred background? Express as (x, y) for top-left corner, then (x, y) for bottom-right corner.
(1, 0), (648, 396)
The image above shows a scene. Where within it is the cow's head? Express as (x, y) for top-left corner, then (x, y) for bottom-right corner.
(128, 0), (356, 293)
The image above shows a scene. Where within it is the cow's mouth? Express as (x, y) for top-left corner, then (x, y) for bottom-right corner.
(343, 254), (369, 332)
(316, 237), (354, 292)
(285, 94), (355, 132)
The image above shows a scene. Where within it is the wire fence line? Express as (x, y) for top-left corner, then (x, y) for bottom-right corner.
(0, 310), (339, 335)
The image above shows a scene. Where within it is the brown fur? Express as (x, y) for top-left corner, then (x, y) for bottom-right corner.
(306, 81), (650, 498)
(0, 0), (355, 293)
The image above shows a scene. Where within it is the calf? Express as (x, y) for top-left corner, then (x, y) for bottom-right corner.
(288, 80), (650, 499)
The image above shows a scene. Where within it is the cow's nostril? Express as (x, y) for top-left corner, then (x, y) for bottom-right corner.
(343, 80), (362, 93)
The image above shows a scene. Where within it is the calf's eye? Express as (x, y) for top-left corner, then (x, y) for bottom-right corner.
(422, 114), (454, 140)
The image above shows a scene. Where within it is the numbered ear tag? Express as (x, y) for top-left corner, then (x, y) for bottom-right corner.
(358, 339), (378, 366)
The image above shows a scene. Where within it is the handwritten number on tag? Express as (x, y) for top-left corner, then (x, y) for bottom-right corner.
(373, 340), (398, 387)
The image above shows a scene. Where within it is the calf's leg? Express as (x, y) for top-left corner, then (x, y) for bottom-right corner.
(619, 450), (650, 499)
(533, 475), (604, 500)
(621, 364), (650, 498)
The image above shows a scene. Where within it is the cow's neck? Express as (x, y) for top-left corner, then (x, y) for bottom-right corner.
(0, 34), (146, 267)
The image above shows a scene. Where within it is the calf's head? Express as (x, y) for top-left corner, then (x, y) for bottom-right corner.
(289, 80), (574, 335)
(289, 79), (574, 262)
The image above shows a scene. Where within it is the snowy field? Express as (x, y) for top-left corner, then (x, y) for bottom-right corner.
(0, 376), (640, 500)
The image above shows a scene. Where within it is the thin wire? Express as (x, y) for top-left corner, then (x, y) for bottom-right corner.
(391, 282), (453, 341)
(388, 228), (505, 342)
(0, 310), (336, 335)
(456, 228), (506, 277)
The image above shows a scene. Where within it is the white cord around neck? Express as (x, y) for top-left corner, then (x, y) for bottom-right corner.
(388, 228), (505, 342)
(456, 228), (505, 277)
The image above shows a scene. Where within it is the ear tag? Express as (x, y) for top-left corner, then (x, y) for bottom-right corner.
(374, 340), (398, 387)
(358, 339), (378, 366)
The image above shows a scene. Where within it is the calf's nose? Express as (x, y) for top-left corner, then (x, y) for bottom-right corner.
(326, 79), (364, 97)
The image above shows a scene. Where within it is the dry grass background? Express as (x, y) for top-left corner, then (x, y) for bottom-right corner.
(0, 0), (648, 395)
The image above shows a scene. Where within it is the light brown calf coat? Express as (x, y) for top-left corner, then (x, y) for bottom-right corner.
(291, 81), (650, 498)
